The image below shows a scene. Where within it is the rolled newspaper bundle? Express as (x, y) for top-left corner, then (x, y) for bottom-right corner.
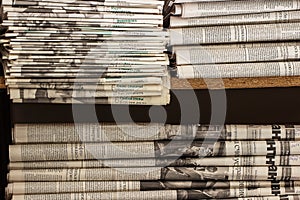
(170, 10), (300, 27)
(9, 141), (300, 161)
(173, 46), (300, 65)
(8, 155), (300, 169)
(169, 23), (300, 46)
(176, 62), (300, 79)
(6, 180), (300, 195)
(12, 124), (300, 143)
(1, 0), (171, 105)
(172, 1), (300, 18)
(7, 191), (300, 200)
(7, 166), (300, 182)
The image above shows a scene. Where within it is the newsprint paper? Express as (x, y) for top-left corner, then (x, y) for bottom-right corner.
(12, 124), (300, 143)
(6, 180), (300, 194)
(173, 1), (300, 18)
(8, 155), (300, 169)
(9, 141), (300, 161)
(7, 166), (300, 182)
(7, 191), (300, 200)
(169, 23), (300, 45)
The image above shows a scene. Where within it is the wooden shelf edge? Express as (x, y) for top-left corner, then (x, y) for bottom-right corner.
(0, 77), (5, 89)
(171, 76), (300, 90)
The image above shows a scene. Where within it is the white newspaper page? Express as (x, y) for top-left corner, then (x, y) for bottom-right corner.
(7, 166), (300, 182)
(8, 155), (300, 169)
(177, 62), (300, 79)
(10, 191), (177, 200)
(176, 1), (300, 18)
(169, 23), (300, 45)
(170, 10), (300, 27)
(9, 141), (300, 161)
(174, 46), (300, 65)
(7, 181), (300, 195)
(12, 123), (196, 143)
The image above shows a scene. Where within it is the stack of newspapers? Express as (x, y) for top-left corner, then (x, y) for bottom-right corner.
(5, 123), (300, 200)
(167, 0), (300, 79)
(1, 0), (170, 105)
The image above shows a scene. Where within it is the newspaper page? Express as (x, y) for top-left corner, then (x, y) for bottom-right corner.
(174, 46), (300, 65)
(9, 191), (177, 200)
(8, 155), (300, 169)
(2, 0), (165, 7)
(8, 159), (157, 169)
(7, 166), (300, 182)
(9, 82), (171, 105)
(176, 62), (300, 79)
(12, 124), (300, 144)
(170, 10), (300, 27)
(5, 7), (163, 15)
(206, 125), (300, 141)
(8, 89), (164, 99)
(2, 20), (161, 29)
(2, 76), (164, 85)
(169, 23), (300, 45)
(201, 42), (300, 49)
(174, 1), (300, 18)
(12, 123), (196, 143)
(7, 187), (300, 200)
(7, 180), (300, 194)
(9, 141), (300, 161)
(2, 20), (161, 28)
(1, 0), (171, 105)
(11, 95), (171, 105)
(7, 83), (163, 91)
(236, 196), (300, 200)
(9, 194), (300, 200)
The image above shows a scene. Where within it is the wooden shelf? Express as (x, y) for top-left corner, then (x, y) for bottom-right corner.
(0, 77), (5, 89)
(171, 76), (300, 90)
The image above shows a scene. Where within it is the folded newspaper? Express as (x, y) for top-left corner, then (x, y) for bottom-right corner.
(165, 0), (300, 79)
(3, 0), (300, 104)
(1, 0), (170, 105)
